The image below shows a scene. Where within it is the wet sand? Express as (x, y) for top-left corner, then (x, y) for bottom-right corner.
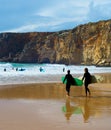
(0, 81), (111, 130)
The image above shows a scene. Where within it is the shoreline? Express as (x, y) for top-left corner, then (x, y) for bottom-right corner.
(0, 73), (111, 91)
(0, 72), (111, 86)
(0, 74), (111, 130)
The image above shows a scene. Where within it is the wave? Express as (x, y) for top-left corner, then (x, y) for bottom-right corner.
(0, 62), (111, 85)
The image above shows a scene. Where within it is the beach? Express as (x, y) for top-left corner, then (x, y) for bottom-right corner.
(0, 73), (111, 130)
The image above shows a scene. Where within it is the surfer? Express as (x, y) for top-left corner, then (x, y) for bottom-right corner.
(4, 68), (6, 71)
(63, 67), (65, 72)
(63, 70), (73, 96)
(82, 68), (91, 97)
(39, 67), (44, 72)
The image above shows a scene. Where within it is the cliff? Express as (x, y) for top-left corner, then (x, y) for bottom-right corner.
(0, 19), (111, 66)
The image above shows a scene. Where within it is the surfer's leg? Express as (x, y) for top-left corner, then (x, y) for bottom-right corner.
(85, 83), (89, 96)
(85, 86), (87, 96)
(85, 81), (91, 97)
(85, 85), (91, 97)
(67, 89), (70, 96)
(84, 82), (87, 96)
(66, 84), (69, 96)
(87, 85), (91, 96)
(66, 84), (70, 96)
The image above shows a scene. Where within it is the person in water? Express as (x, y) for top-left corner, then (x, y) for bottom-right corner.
(82, 68), (91, 97)
(39, 67), (43, 72)
(63, 67), (65, 72)
(63, 70), (73, 96)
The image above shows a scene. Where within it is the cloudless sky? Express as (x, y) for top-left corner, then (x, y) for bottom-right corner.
(0, 0), (111, 32)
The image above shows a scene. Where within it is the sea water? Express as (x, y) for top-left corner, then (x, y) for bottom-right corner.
(0, 62), (111, 85)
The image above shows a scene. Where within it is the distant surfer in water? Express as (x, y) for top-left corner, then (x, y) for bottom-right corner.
(82, 68), (91, 97)
(63, 70), (73, 96)
(63, 67), (65, 72)
(39, 67), (44, 72)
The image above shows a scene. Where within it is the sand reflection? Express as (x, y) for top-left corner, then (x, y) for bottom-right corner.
(0, 83), (65, 99)
(66, 95), (111, 123)
(63, 97), (76, 120)
(0, 83), (111, 130)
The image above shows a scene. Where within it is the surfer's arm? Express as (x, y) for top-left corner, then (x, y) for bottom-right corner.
(82, 74), (85, 81)
(63, 75), (67, 83)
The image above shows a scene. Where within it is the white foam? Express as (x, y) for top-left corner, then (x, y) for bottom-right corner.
(0, 62), (111, 85)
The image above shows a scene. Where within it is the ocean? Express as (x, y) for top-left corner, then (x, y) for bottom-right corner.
(0, 62), (111, 85)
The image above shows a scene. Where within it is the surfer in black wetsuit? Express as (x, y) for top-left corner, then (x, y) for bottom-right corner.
(63, 70), (73, 96)
(82, 68), (91, 97)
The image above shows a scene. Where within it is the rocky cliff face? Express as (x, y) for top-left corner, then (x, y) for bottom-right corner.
(0, 19), (111, 66)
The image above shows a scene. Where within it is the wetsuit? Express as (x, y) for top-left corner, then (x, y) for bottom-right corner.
(63, 73), (73, 96)
(82, 72), (91, 96)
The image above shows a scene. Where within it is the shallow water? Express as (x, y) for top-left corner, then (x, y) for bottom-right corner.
(1, 62), (111, 85)
(0, 83), (111, 130)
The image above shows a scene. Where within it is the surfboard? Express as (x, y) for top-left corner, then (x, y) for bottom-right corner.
(78, 75), (104, 83)
(61, 76), (83, 86)
(91, 75), (104, 83)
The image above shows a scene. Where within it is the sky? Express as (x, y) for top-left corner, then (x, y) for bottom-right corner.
(0, 0), (111, 32)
